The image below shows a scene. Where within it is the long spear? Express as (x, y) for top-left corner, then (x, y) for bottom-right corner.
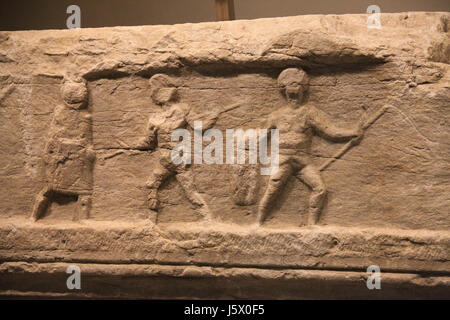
(319, 105), (390, 172)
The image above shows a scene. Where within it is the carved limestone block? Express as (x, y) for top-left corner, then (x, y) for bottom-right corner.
(0, 12), (449, 298)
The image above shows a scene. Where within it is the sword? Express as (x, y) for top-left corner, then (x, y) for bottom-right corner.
(319, 104), (390, 172)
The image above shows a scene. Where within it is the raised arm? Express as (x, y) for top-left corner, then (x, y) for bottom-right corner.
(307, 106), (361, 142)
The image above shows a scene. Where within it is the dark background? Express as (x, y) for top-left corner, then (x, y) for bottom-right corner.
(0, 0), (449, 31)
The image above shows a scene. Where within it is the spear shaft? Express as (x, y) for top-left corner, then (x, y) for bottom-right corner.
(319, 105), (389, 172)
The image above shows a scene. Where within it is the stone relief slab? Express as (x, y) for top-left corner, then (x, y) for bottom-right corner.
(0, 12), (449, 297)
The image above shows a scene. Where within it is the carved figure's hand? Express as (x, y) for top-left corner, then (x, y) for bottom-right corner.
(202, 116), (218, 131)
(351, 125), (364, 146)
(86, 147), (96, 161)
(135, 136), (155, 151)
(148, 198), (158, 210)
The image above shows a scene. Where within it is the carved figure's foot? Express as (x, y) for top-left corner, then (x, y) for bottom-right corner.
(299, 221), (307, 228)
(198, 205), (214, 224)
(249, 222), (261, 230)
(256, 208), (267, 227)
(76, 195), (91, 221)
(199, 217), (212, 226)
(306, 219), (320, 227)
(31, 193), (50, 222)
(307, 209), (320, 226)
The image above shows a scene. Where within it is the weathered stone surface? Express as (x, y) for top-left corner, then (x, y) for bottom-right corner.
(0, 12), (449, 298)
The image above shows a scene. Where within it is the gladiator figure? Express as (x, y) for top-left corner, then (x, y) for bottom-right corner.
(257, 68), (363, 226)
(31, 77), (95, 221)
(136, 74), (217, 222)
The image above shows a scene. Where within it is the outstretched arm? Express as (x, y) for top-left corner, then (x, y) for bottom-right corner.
(186, 103), (241, 131)
(307, 106), (361, 142)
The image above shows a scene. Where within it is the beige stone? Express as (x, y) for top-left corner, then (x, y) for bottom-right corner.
(0, 12), (449, 298)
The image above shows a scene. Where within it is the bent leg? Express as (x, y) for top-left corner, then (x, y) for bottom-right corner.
(31, 187), (53, 221)
(176, 170), (212, 221)
(146, 162), (172, 210)
(257, 163), (292, 225)
(297, 165), (327, 226)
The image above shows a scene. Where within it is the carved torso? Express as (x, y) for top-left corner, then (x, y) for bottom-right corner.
(154, 103), (190, 150)
(269, 104), (314, 156)
(43, 105), (94, 194)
